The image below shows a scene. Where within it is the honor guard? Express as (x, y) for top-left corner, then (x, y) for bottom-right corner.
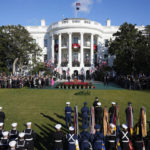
(65, 102), (72, 128)
(93, 124), (105, 150)
(81, 102), (89, 127)
(9, 123), (19, 141)
(109, 102), (116, 123)
(24, 122), (35, 150)
(79, 124), (92, 150)
(53, 124), (64, 150)
(93, 97), (99, 109)
(0, 122), (4, 139)
(66, 126), (78, 150)
(107, 123), (117, 150)
(145, 121), (150, 150)
(95, 102), (103, 126)
(133, 123), (143, 150)
(0, 107), (5, 123)
(16, 132), (26, 150)
(9, 141), (17, 150)
(0, 131), (9, 150)
(119, 124), (130, 150)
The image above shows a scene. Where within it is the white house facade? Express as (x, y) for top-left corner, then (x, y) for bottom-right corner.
(25, 18), (145, 76)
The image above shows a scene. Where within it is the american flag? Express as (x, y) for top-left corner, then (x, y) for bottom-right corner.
(76, 2), (81, 10)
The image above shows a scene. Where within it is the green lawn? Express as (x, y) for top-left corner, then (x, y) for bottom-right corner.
(0, 88), (150, 150)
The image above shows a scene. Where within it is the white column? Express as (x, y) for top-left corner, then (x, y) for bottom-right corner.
(90, 34), (94, 66)
(58, 33), (62, 66)
(80, 32), (84, 67)
(97, 36), (101, 63)
(51, 34), (54, 63)
(68, 33), (72, 67)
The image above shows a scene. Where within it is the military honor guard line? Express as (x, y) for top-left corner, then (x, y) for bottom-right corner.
(0, 99), (149, 150)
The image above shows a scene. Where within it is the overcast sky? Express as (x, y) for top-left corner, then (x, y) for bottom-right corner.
(0, 0), (150, 26)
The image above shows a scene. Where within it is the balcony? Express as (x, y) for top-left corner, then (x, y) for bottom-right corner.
(84, 60), (91, 67)
(72, 43), (80, 51)
(72, 60), (80, 67)
(61, 61), (68, 67)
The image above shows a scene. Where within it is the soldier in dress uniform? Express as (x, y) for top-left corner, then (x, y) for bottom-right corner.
(133, 122), (143, 150)
(53, 124), (64, 150)
(9, 141), (17, 150)
(109, 102), (116, 123)
(106, 123), (117, 150)
(95, 102), (103, 126)
(93, 97), (99, 109)
(0, 106), (5, 123)
(93, 124), (105, 150)
(16, 132), (26, 150)
(0, 122), (4, 139)
(24, 122), (35, 150)
(66, 126), (78, 150)
(79, 124), (92, 150)
(0, 131), (9, 150)
(119, 124), (130, 150)
(9, 123), (19, 141)
(81, 102), (89, 128)
(65, 102), (72, 128)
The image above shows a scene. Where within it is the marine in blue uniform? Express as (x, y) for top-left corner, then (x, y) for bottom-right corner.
(66, 126), (78, 150)
(109, 102), (116, 123)
(93, 124), (105, 150)
(65, 102), (72, 128)
(79, 124), (92, 150)
(81, 102), (89, 127)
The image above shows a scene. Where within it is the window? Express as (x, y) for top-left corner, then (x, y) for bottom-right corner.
(73, 37), (78, 43)
(44, 39), (48, 47)
(55, 39), (58, 44)
(44, 54), (47, 62)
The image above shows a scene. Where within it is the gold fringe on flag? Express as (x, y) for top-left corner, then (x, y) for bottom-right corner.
(103, 106), (110, 136)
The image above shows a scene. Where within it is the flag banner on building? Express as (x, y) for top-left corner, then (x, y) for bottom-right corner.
(90, 106), (95, 134)
(103, 107), (110, 136)
(74, 105), (79, 135)
(76, 2), (81, 10)
(127, 105), (133, 135)
(140, 106), (147, 137)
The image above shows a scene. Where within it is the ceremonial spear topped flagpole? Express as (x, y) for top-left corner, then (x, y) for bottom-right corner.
(75, 2), (81, 18)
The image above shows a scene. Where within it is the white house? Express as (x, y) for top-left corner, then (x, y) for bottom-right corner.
(25, 18), (145, 77)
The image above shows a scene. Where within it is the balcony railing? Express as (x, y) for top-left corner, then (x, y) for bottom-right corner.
(84, 61), (91, 67)
(61, 61), (68, 67)
(72, 61), (80, 67)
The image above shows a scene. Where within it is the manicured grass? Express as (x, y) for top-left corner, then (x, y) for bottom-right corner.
(0, 88), (150, 150)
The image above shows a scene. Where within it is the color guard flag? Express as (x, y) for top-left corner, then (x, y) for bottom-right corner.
(76, 2), (81, 10)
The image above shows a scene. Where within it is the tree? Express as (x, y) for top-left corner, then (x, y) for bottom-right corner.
(0, 25), (42, 74)
(106, 22), (150, 75)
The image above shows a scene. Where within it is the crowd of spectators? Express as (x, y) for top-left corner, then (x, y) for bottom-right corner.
(0, 75), (54, 89)
(115, 74), (150, 90)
